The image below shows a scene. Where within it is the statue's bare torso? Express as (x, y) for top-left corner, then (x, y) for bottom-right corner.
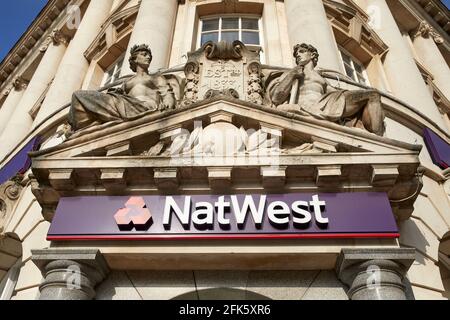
(125, 73), (169, 108)
(297, 69), (328, 109)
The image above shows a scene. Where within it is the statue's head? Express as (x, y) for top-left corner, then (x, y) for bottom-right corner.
(129, 44), (153, 72)
(293, 43), (319, 67)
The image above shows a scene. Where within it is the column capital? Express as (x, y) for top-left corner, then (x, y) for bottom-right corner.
(336, 248), (416, 300)
(40, 29), (70, 52)
(414, 21), (444, 44)
(12, 76), (29, 92)
(31, 249), (110, 300)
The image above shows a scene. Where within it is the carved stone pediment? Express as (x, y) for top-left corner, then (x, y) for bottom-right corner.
(31, 98), (422, 222)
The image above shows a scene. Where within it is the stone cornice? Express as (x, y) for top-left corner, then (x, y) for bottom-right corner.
(413, 20), (445, 44)
(39, 29), (70, 53)
(324, 0), (389, 63)
(395, 0), (450, 55)
(0, 0), (71, 88)
(413, 0), (450, 36)
(84, 4), (140, 63)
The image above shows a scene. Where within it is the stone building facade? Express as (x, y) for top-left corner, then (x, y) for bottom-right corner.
(0, 0), (449, 300)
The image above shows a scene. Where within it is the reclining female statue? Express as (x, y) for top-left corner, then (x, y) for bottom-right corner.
(68, 44), (176, 132)
(267, 43), (385, 136)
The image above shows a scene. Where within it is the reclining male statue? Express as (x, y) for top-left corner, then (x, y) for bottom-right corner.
(267, 43), (385, 136)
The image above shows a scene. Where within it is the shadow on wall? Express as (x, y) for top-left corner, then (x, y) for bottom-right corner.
(173, 288), (271, 300)
(439, 233), (450, 299)
(399, 219), (430, 265)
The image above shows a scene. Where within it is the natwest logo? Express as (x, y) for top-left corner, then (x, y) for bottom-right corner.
(163, 195), (329, 230)
(114, 197), (153, 231)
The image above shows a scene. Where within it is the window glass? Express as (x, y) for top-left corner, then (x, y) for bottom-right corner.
(354, 63), (363, 74)
(222, 18), (239, 30)
(222, 31), (239, 42)
(201, 32), (219, 45)
(202, 19), (219, 32)
(344, 65), (355, 80)
(242, 31), (260, 45)
(102, 56), (125, 86)
(200, 16), (261, 47)
(339, 49), (368, 85)
(242, 18), (259, 30)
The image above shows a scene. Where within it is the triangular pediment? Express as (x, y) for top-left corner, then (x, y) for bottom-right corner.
(32, 97), (421, 160)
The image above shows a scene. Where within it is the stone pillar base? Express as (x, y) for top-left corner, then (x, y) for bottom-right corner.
(336, 248), (416, 300)
(32, 249), (109, 300)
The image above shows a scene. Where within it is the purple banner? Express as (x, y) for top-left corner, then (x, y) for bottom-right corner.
(0, 136), (41, 185)
(423, 128), (450, 169)
(48, 192), (399, 241)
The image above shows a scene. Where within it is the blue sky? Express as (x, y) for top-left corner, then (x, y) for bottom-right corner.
(0, 0), (449, 62)
(445, 0), (450, 10)
(0, 0), (48, 61)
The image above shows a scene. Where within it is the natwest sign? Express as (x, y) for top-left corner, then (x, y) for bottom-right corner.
(48, 192), (399, 241)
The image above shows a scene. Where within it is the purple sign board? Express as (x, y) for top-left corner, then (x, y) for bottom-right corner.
(423, 128), (450, 169)
(0, 136), (41, 185)
(48, 192), (399, 241)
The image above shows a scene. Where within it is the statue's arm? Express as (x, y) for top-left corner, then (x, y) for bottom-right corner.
(156, 76), (176, 109)
(270, 68), (302, 106)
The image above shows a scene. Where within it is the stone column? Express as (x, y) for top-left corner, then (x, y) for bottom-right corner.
(32, 249), (109, 300)
(0, 78), (28, 135)
(336, 248), (416, 300)
(284, 0), (343, 72)
(121, 0), (178, 75)
(33, 0), (113, 126)
(0, 31), (68, 157)
(355, 0), (445, 128)
(412, 21), (450, 101)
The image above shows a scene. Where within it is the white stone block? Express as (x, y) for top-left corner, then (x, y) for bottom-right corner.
(127, 270), (197, 300)
(96, 271), (142, 300)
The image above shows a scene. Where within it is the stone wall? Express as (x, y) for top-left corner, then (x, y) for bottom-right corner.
(96, 270), (348, 300)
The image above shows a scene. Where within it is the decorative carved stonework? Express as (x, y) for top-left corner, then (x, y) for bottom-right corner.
(414, 21), (444, 44)
(143, 121), (335, 158)
(247, 62), (264, 105)
(0, 200), (6, 219)
(40, 29), (69, 52)
(12, 77), (28, 92)
(3, 87), (12, 96)
(182, 41), (263, 106)
(0, 174), (24, 236)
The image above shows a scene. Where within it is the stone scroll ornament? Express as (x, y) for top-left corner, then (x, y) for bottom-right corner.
(0, 174), (24, 236)
(267, 43), (386, 136)
(181, 41), (265, 106)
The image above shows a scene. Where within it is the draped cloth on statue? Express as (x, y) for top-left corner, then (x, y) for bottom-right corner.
(68, 90), (158, 131)
(267, 75), (348, 121)
(301, 90), (348, 121)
